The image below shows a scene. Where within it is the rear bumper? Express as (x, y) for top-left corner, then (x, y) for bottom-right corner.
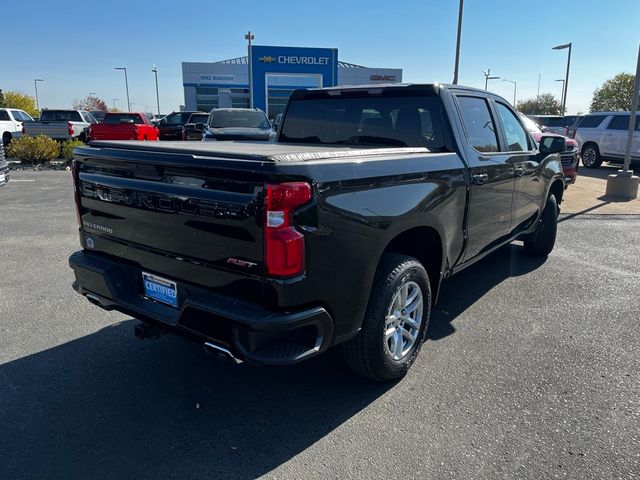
(69, 250), (334, 365)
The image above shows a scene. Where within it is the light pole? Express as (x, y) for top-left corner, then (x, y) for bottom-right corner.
(112, 98), (119, 110)
(503, 79), (517, 106)
(114, 67), (130, 112)
(34, 79), (44, 110)
(483, 69), (500, 90)
(555, 79), (565, 105)
(89, 92), (96, 97)
(552, 43), (572, 113)
(152, 65), (160, 115)
(452, 0), (464, 84)
(245, 31), (255, 109)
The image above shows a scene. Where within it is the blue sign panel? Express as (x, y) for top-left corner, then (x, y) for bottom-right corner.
(250, 45), (338, 113)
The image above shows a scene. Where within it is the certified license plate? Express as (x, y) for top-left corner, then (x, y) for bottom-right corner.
(142, 272), (178, 308)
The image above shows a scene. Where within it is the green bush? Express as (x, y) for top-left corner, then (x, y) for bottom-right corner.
(6, 135), (60, 164)
(62, 139), (85, 161)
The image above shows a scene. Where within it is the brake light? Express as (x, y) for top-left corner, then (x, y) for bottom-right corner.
(71, 159), (81, 226)
(68, 122), (74, 136)
(264, 182), (312, 277)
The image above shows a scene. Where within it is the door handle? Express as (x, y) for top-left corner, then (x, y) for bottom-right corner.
(472, 173), (489, 185)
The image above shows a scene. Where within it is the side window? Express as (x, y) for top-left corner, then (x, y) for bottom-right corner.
(578, 115), (606, 128)
(495, 102), (530, 152)
(456, 96), (499, 152)
(0, 111), (10, 121)
(607, 115), (630, 130)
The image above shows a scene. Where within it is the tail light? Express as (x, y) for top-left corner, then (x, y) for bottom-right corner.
(68, 122), (74, 137)
(264, 182), (312, 277)
(71, 159), (81, 226)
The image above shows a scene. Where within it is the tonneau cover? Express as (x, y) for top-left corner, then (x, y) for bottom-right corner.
(87, 140), (428, 163)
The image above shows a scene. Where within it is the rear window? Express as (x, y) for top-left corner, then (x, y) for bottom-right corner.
(188, 113), (209, 124)
(209, 110), (270, 129)
(534, 116), (565, 127)
(578, 115), (607, 128)
(103, 114), (145, 124)
(606, 114), (640, 131)
(40, 110), (82, 122)
(163, 112), (198, 125)
(280, 93), (447, 150)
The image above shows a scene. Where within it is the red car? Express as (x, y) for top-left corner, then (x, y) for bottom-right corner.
(89, 113), (159, 141)
(519, 113), (579, 186)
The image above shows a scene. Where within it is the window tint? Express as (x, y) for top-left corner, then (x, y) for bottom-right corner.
(0, 110), (11, 121)
(103, 114), (145, 124)
(187, 113), (209, 124)
(606, 115), (640, 130)
(496, 103), (530, 151)
(456, 96), (499, 152)
(40, 110), (83, 122)
(535, 116), (565, 127)
(578, 115), (606, 128)
(208, 110), (270, 129)
(280, 94), (447, 150)
(14, 110), (34, 122)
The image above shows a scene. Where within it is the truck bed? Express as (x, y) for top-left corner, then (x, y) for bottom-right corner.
(88, 140), (428, 163)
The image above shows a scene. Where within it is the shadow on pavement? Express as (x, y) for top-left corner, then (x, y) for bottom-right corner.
(1, 243), (545, 480)
(0, 326), (392, 479)
(428, 243), (546, 340)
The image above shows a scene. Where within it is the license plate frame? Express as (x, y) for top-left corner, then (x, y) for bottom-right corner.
(142, 272), (179, 308)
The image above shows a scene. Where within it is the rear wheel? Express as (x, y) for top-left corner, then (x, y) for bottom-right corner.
(2, 132), (11, 148)
(581, 144), (602, 169)
(343, 253), (431, 382)
(524, 194), (558, 256)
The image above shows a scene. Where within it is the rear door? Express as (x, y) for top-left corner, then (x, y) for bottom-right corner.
(453, 94), (515, 261)
(492, 101), (543, 231)
(602, 114), (630, 157)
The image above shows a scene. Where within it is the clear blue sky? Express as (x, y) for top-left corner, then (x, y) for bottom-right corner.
(1, 0), (638, 114)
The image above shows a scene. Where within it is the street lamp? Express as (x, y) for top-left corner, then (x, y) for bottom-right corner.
(89, 92), (96, 97)
(503, 79), (517, 106)
(483, 69), (500, 90)
(452, 0), (464, 84)
(34, 79), (44, 110)
(112, 98), (119, 110)
(152, 65), (160, 115)
(552, 43), (572, 113)
(114, 67), (130, 112)
(245, 31), (255, 109)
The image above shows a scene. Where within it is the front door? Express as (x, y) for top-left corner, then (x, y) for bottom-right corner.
(493, 101), (544, 231)
(454, 95), (515, 261)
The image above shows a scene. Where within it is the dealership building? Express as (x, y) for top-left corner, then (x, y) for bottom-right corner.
(182, 45), (402, 118)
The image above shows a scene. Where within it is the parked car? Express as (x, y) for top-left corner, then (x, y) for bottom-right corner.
(0, 141), (9, 186)
(69, 83), (566, 381)
(157, 111), (204, 140)
(90, 111), (108, 123)
(89, 112), (159, 141)
(181, 113), (210, 141)
(564, 115), (583, 138)
(575, 112), (640, 169)
(202, 108), (275, 142)
(24, 109), (97, 142)
(519, 113), (579, 185)
(528, 115), (567, 135)
(0, 108), (34, 146)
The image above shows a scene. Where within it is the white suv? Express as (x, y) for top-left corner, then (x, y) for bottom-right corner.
(575, 112), (639, 168)
(0, 108), (34, 147)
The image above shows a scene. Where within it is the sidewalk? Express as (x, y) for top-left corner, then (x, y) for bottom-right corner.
(561, 164), (640, 215)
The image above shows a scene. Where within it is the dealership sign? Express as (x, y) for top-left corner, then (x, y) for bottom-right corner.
(251, 45), (338, 112)
(199, 74), (235, 82)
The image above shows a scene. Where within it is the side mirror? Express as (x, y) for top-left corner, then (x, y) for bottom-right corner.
(539, 135), (566, 155)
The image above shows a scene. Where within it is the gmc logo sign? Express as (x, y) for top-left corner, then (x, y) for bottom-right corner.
(370, 75), (397, 82)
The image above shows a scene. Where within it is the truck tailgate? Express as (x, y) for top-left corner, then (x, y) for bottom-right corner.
(73, 145), (266, 295)
(90, 124), (138, 140)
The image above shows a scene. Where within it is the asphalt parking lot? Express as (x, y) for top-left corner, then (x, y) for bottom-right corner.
(1, 171), (638, 480)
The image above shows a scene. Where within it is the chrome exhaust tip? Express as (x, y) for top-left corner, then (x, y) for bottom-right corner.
(203, 342), (243, 364)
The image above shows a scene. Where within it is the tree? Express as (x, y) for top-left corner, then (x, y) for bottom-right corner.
(516, 93), (564, 115)
(0, 89), (5, 108)
(72, 95), (108, 112)
(590, 73), (635, 112)
(3, 91), (39, 117)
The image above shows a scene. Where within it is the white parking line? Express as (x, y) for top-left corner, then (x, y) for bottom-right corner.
(10, 179), (36, 182)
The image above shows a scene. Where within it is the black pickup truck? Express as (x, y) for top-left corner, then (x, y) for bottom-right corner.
(69, 84), (566, 381)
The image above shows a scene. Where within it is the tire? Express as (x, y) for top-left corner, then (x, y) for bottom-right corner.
(343, 253), (431, 382)
(2, 132), (11, 148)
(581, 143), (602, 169)
(524, 194), (558, 256)
(78, 133), (87, 143)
